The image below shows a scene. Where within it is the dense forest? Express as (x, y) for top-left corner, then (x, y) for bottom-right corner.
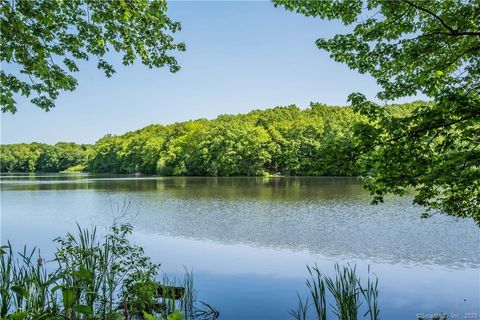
(0, 102), (417, 176)
(0, 142), (91, 173)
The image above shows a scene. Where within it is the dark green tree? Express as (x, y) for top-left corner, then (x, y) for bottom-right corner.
(274, 0), (480, 224)
(0, 0), (185, 113)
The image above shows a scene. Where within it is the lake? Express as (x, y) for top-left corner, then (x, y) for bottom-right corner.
(1, 174), (479, 319)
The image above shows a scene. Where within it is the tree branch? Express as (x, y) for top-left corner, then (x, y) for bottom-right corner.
(357, 109), (480, 156)
(403, 0), (455, 33)
(403, 0), (480, 37)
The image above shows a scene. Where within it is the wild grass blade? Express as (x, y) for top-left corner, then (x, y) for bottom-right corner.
(289, 292), (309, 320)
(306, 263), (327, 320)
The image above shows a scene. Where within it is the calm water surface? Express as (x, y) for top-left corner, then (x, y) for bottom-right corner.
(1, 174), (479, 319)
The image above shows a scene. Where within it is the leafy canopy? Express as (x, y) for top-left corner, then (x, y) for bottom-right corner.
(0, 0), (185, 113)
(273, 0), (480, 223)
(1, 103), (367, 177)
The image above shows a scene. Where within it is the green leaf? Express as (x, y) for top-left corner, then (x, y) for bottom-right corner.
(167, 310), (184, 320)
(45, 275), (62, 287)
(11, 285), (27, 298)
(142, 312), (157, 320)
(71, 267), (93, 280)
(73, 305), (93, 315)
(61, 287), (76, 308)
(8, 311), (28, 320)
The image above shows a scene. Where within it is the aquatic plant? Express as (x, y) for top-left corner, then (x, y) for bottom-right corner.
(0, 223), (218, 320)
(0, 243), (59, 319)
(290, 263), (379, 320)
(288, 293), (309, 320)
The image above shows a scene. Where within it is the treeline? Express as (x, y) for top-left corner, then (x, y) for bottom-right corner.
(0, 142), (91, 173)
(86, 103), (364, 176)
(1, 102), (418, 176)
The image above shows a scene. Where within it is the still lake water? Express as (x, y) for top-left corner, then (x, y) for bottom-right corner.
(1, 174), (479, 319)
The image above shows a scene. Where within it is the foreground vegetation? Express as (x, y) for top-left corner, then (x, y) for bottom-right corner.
(1, 220), (383, 320)
(291, 263), (447, 320)
(0, 223), (218, 320)
(3, 222), (455, 320)
(290, 264), (379, 320)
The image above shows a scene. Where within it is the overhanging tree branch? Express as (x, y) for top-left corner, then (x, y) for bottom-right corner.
(403, 0), (480, 37)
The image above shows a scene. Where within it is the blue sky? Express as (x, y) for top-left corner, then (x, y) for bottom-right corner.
(2, 1), (402, 144)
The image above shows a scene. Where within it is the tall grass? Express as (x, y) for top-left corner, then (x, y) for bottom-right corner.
(290, 263), (380, 320)
(1, 223), (218, 320)
(1, 243), (60, 319)
(306, 264), (326, 320)
(288, 293), (309, 320)
(1, 243), (13, 318)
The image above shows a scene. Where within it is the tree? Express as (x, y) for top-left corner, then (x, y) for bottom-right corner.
(273, 0), (480, 224)
(83, 103), (367, 177)
(0, 0), (185, 113)
(204, 121), (272, 176)
(0, 142), (90, 172)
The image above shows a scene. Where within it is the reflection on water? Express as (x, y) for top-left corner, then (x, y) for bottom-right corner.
(1, 174), (479, 319)
(1, 175), (366, 200)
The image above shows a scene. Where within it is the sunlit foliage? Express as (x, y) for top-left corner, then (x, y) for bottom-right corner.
(0, 142), (91, 172)
(86, 103), (375, 177)
(0, 0), (185, 113)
